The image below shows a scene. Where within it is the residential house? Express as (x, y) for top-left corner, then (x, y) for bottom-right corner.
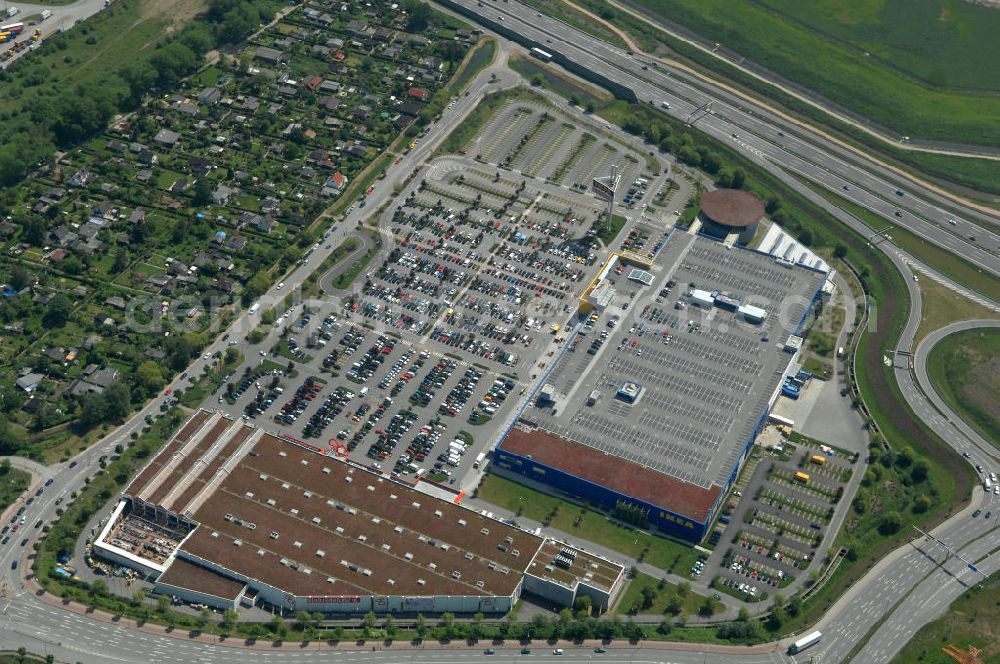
(198, 87), (222, 105)
(212, 184), (235, 205)
(68, 168), (91, 188)
(15, 371), (44, 393)
(254, 46), (289, 65)
(154, 128), (181, 147)
(322, 170), (348, 197)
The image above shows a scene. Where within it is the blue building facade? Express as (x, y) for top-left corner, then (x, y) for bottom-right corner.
(492, 447), (711, 543)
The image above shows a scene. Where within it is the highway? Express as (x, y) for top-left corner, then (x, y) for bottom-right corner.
(1, 6), (999, 663)
(439, 0), (1000, 294)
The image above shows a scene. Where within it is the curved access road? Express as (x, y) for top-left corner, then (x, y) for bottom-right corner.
(317, 231), (373, 295)
(913, 320), (1000, 459)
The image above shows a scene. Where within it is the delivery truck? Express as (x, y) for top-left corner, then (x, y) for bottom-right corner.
(788, 630), (821, 654)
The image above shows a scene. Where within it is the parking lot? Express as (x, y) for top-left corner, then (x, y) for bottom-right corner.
(208, 97), (665, 494)
(706, 436), (854, 601)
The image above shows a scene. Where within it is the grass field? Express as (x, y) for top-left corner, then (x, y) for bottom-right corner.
(615, 0), (1000, 147)
(914, 277), (999, 345)
(477, 474), (702, 573)
(614, 572), (723, 617)
(890, 572), (1000, 664)
(926, 327), (1000, 451)
(0, 465), (31, 512)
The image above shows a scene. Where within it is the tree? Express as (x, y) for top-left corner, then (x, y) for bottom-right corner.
(157, 594), (171, 613)
(0, 459), (10, 475)
(103, 382), (131, 422)
(910, 460), (929, 484)
(10, 266), (30, 292)
(136, 361), (166, 394)
(43, 293), (72, 328)
(640, 585), (656, 610)
(78, 391), (108, 427)
(113, 248), (129, 273)
(404, 0), (432, 31)
(385, 614), (397, 638)
(730, 169), (746, 189)
(415, 613), (427, 639)
(270, 614), (286, 637)
(363, 610), (377, 629)
(90, 579), (108, 596)
(198, 606), (212, 628)
(878, 511), (903, 535)
(833, 243), (848, 260)
(222, 608), (239, 627)
(192, 178), (214, 206)
(23, 218), (45, 246)
(295, 610), (312, 631)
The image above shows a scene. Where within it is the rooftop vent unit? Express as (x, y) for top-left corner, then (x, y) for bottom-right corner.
(345, 476), (352, 484)
(404, 552), (414, 561)
(266, 498), (276, 506)
(303, 490), (313, 498)
(322, 467), (331, 475)
(312, 516), (321, 525)
(281, 482), (290, 490)
(259, 474), (268, 481)
(270, 531), (279, 539)
(316, 550), (325, 557)
(457, 518), (467, 526)
(293, 541), (302, 548)
(278, 451), (287, 457)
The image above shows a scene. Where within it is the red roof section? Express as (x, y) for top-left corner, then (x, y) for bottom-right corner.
(499, 426), (721, 522)
(408, 87), (428, 100)
(699, 189), (765, 228)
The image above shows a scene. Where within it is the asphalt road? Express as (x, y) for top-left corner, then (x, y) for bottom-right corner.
(0, 0), (107, 66)
(2, 13), (999, 664)
(440, 0), (1000, 289)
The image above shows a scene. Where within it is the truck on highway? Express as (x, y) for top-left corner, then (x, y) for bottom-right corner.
(6, 8), (19, 18)
(0, 32), (13, 43)
(40, 10), (52, 21)
(530, 47), (552, 63)
(788, 630), (822, 654)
